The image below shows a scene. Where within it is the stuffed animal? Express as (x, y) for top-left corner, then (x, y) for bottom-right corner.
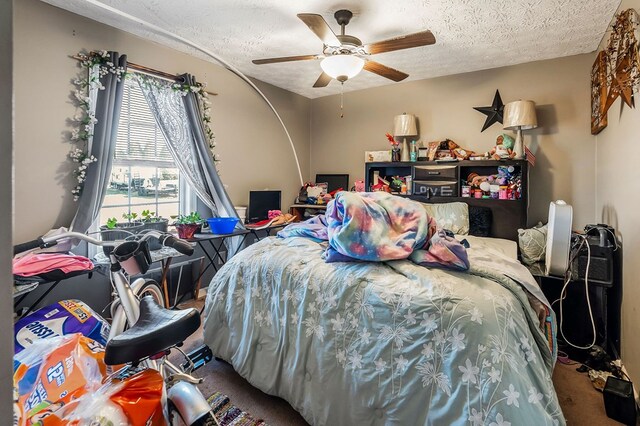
(467, 172), (490, 188)
(487, 134), (516, 160)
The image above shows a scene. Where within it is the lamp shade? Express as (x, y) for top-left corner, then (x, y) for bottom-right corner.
(393, 113), (418, 137)
(503, 100), (538, 130)
(320, 55), (365, 82)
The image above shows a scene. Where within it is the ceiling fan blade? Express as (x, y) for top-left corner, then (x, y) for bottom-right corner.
(363, 61), (409, 82)
(313, 72), (332, 88)
(297, 13), (341, 47)
(252, 54), (323, 65)
(364, 30), (436, 55)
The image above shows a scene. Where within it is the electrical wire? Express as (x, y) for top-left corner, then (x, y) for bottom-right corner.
(557, 234), (597, 350)
(81, 0), (304, 186)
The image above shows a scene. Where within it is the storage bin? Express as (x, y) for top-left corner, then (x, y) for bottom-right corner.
(413, 164), (458, 180)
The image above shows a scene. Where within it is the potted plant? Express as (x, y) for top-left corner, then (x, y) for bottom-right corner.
(100, 213), (144, 242)
(173, 212), (203, 239)
(101, 210), (169, 250)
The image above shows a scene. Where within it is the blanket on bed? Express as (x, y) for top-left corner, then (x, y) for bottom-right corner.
(278, 192), (469, 270)
(203, 237), (564, 426)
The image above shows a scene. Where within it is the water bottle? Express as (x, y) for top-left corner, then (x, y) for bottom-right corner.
(410, 140), (417, 162)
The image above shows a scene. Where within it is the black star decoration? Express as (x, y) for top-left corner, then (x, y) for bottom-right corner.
(474, 90), (504, 132)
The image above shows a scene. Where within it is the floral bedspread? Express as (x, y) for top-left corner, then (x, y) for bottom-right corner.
(203, 237), (565, 426)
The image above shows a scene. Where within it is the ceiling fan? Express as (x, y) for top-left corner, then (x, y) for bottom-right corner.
(252, 9), (436, 87)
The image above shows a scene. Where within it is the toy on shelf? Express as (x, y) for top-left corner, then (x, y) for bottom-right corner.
(370, 174), (412, 195)
(386, 133), (401, 162)
(486, 134), (516, 160)
(466, 165), (521, 200)
(425, 139), (483, 161)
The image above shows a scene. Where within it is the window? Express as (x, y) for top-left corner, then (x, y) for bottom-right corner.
(98, 75), (187, 226)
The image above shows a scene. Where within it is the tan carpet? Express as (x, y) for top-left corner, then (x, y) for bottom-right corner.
(175, 300), (623, 426)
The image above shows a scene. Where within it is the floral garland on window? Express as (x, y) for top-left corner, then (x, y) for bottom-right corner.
(69, 50), (125, 200)
(171, 81), (219, 167)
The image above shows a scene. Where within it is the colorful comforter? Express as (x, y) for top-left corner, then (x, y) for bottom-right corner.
(203, 237), (565, 426)
(278, 192), (469, 270)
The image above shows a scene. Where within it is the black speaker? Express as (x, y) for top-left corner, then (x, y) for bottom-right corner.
(573, 234), (614, 287)
(603, 376), (637, 425)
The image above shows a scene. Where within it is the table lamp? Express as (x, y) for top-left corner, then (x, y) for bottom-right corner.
(393, 113), (418, 162)
(503, 100), (538, 159)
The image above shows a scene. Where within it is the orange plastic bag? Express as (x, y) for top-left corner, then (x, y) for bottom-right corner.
(14, 333), (166, 425)
(40, 367), (166, 426)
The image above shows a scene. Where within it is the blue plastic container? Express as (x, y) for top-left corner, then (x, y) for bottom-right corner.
(206, 217), (239, 234)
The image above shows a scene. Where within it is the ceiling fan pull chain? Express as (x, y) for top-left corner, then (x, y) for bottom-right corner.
(340, 82), (344, 118)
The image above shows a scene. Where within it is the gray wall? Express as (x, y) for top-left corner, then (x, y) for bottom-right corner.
(310, 54), (595, 228)
(594, 0), (640, 388)
(1, 0), (13, 419)
(13, 0), (311, 244)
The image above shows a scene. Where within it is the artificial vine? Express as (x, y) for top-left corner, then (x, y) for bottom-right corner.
(69, 50), (125, 200)
(171, 81), (219, 167)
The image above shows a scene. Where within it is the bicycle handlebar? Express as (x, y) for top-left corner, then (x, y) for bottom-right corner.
(13, 230), (195, 256)
(160, 235), (195, 256)
(13, 237), (46, 255)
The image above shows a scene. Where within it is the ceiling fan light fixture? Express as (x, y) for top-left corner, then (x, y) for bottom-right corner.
(321, 54), (364, 82)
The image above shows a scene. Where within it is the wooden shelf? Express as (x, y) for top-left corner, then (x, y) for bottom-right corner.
(365, 159), (529, 241)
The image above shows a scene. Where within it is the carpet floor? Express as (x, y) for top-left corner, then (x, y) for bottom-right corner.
(175, 300), (623, 425)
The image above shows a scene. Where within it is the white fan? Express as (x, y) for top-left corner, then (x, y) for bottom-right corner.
(545, 200), (573, 277)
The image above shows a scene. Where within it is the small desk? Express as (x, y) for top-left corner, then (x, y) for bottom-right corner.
(188, 229), (251, 299)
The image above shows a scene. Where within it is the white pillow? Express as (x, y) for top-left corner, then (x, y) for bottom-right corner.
(420, 202), (470, 235)
(518, 222), (548, 265)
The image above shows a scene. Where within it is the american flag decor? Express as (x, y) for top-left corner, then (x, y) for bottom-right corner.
(525, 145), (536, 166)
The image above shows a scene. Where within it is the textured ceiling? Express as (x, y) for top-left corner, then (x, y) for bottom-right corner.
(42, 0), (619, 99)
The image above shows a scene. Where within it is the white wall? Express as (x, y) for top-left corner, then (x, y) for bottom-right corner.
(13, 0), (311, 243)
(310, 54), (595, 228)
(1, 0), (14, 419)
(594, 0), (640, 385)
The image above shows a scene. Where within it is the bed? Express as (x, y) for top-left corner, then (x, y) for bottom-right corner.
(202, 196), (565, 425)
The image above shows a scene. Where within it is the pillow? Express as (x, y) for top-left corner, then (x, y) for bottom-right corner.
(518, 222), (548, 265)
(420, 202), (469, 235)
(468, 206), (492, 237)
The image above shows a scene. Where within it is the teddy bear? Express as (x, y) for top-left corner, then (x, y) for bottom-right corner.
(487, 134), (516, 160)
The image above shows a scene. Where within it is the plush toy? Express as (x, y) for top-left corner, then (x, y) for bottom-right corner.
(496, 165), (515, 185)
(487, 134), (516, 160)
(467, 172), (490, 188)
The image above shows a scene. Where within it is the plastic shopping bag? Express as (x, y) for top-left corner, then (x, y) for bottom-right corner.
(13, 333), (107, 425)
(44, 367), (166, 425)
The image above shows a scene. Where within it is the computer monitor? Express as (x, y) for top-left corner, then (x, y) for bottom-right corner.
(315, 174), (349, 193)
(247, 190), (281, 223)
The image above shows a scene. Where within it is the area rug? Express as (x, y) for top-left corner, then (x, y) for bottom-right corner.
(207, 391), (268, 426)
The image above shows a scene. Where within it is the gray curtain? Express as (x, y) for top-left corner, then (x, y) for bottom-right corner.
(70, 52), (127, 233)
(136, 73), (244, 254)
(179, 74), (240, 223)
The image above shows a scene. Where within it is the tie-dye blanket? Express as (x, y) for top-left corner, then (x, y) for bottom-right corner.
(278, 192), (469, 270)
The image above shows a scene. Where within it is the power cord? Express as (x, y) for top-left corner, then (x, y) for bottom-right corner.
(552, 234), (597, 350)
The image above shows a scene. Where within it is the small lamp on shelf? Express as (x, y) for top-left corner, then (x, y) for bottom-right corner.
(393, 113), (418, 162)
(503, 100), (537, 159)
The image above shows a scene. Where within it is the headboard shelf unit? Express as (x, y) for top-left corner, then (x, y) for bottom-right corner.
(365, 159), (529, 241)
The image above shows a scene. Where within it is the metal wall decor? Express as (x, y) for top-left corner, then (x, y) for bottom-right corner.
(591, 8), (639, 135)
(591, 50), (609, 135)
(474, 89), (504, 132)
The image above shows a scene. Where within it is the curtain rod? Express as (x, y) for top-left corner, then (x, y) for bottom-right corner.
(71, 55), (218, 96)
